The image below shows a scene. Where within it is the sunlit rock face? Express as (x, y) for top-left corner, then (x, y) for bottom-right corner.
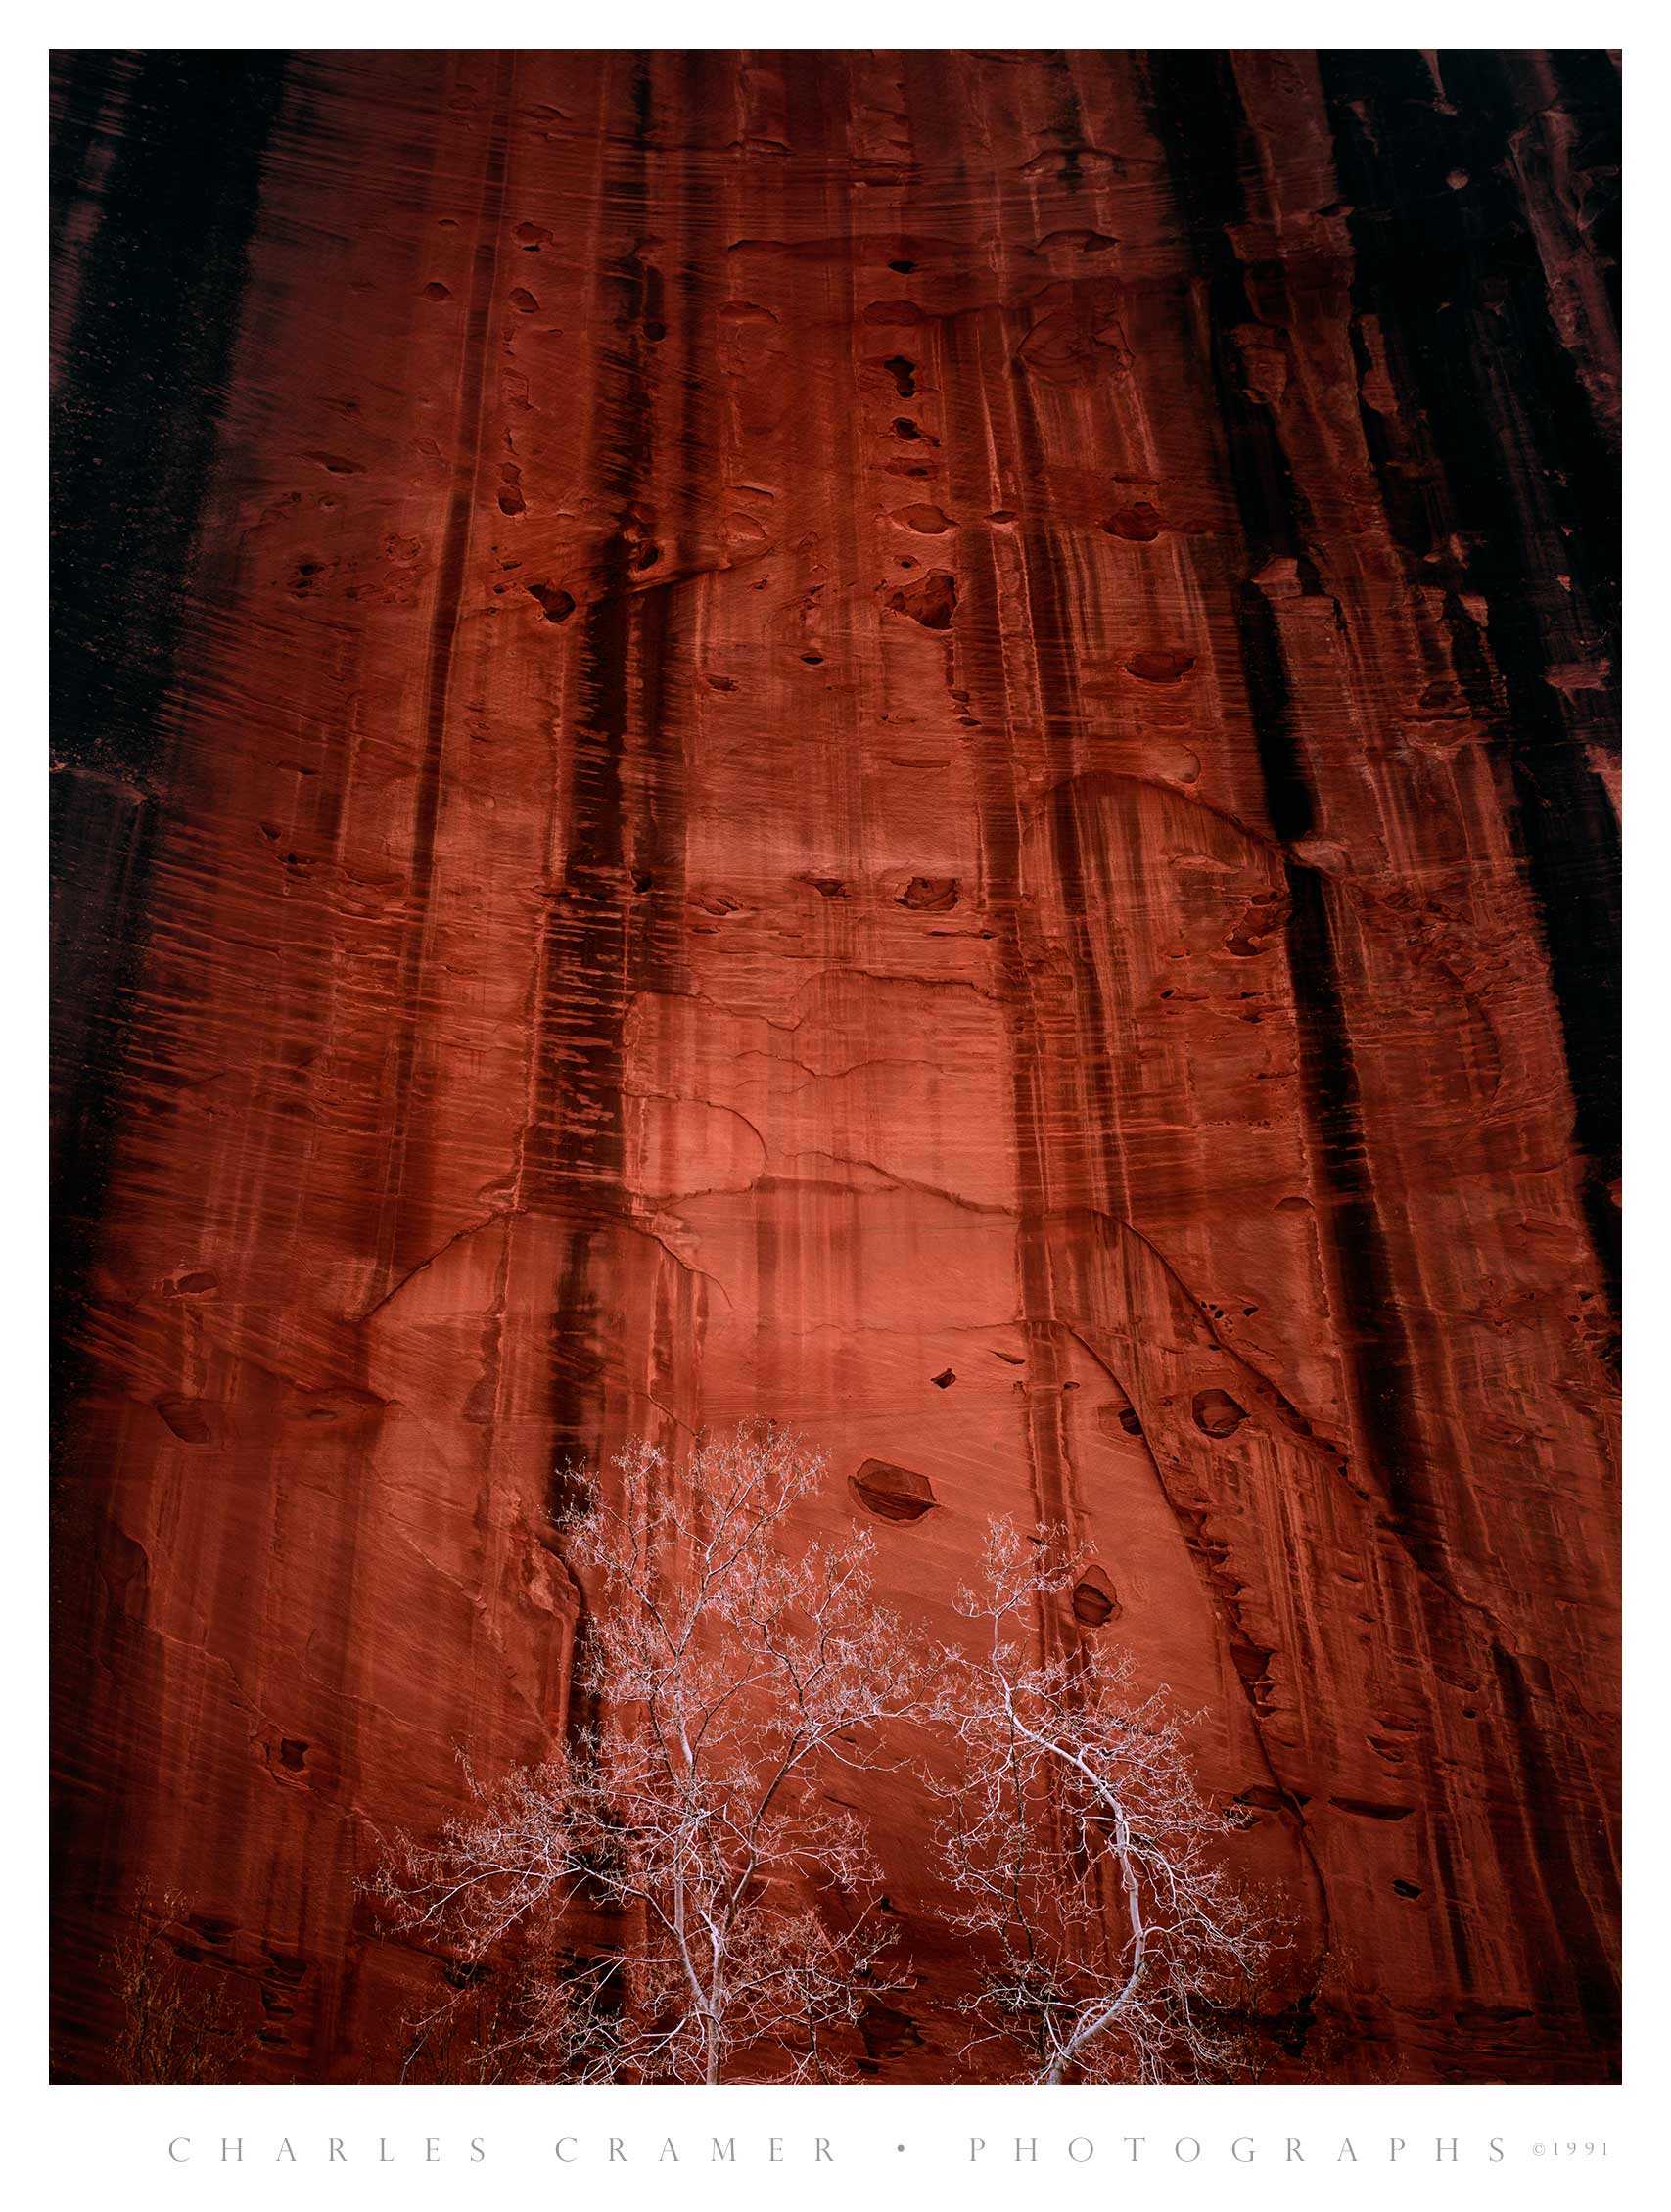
(51, 49), (1620, 2084)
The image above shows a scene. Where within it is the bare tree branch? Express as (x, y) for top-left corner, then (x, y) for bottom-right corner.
(107, 1893), (255, 2084)
(925, 1519), (1291, 2084)
(370, 1424), (916, 2083)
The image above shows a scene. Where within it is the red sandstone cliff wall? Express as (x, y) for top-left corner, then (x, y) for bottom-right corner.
(51, 48), (1620, 2082)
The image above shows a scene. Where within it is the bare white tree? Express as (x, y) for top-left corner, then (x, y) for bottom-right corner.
(926, 1520), (1288, 2084)
(106, 1892), (255, 2084)
(372, 1425), (916, 2083)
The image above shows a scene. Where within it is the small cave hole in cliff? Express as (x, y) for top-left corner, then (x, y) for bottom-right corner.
(154, 1393), (212, 1443)
(1192, 1387), (1247, 1438)
(527, 581), (576, 622)
(1098, 1392), (1144, 1440)
(899, 874), (959, 911)
(1071, 1566), (1122, 1628)
(930, 1367), (955, 1389)
(1125, 647), (1196, 683)
(848, 1459), (938, 1524)
(1103, 500), (1164, 541)
(885, 569), (958, 629)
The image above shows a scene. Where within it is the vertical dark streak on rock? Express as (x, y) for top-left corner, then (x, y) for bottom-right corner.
(1142, 48), (1497, 2037)
(1544, 51), (1622, 332)
(50, 49), (286, 2080)
(49, 50), (117, 270)
(927, 254), (1077, 1557)
(1044, 49), (1087, 192)
(1143, 50), (1439, 1571)
(1312, 69), (1624, 2034)
(1284, 863), (1446, 1561)
(893, 47), (1088, 1684)
(372, 52), (516, 1292)
(52, 50), (287, 1375)
(532, 58), (667, 1486)
(1489, 1643), (1620, 2059)
(1146, 51), (1619, 2074)
(1319, 49), (1621, 1308)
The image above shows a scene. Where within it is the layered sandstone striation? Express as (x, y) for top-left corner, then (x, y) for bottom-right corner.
(51, 49), (1621, 2082)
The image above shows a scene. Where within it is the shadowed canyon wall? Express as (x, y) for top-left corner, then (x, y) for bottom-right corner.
(50, 48), (1621, 2083)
